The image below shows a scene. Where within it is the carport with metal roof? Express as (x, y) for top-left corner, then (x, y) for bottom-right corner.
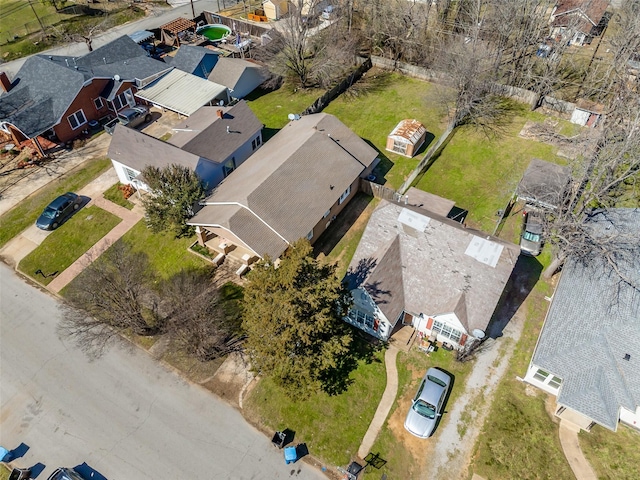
(135, 69), (229, 116)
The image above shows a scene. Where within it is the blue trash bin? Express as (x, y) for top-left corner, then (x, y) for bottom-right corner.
(0, 446), (10, 462)
(284, 445), (297, 464)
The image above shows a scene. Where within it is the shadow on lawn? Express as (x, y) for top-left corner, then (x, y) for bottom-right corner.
(486, 254), (542, 338)
(319, 330), (385, 396)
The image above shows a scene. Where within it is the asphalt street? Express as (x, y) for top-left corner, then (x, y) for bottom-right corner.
(0, 0), (222, 78)
(0, 264), (326, 480)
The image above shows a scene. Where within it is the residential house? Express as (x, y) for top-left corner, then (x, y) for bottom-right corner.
(524, 209), (640, 432)
(0, 35), (171, 153)
(188, 113), (379, 264)
(550, 0), (610, 46)
(135, 69), (229, 116)
(165, 45), (220, 79)
(207, 57), (267, 100)
(108, 100), (263, 191)
(343, 199), (519, 347)
(385, 119), (428, 158)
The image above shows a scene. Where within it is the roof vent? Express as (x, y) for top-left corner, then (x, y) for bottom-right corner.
(114, 74), (121, 82)
(624, 353), (631, 361)
(226, 125), (230, 134)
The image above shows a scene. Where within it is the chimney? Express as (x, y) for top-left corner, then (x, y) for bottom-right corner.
(0, 72), (12, 93)
(217, 109), (224, 119)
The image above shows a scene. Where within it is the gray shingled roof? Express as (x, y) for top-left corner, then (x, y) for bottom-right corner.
(108, 123), (202, 172)
(345, 200), (520, 334)
(0, 36), (170, 139)
(207, 57), (265, 92)
(516, 158), (570, 209)
(188, 113), (378, 259)
(166, 45), (218, 75)
(168, 101), (263, 162)
(532, 209), (640, 431)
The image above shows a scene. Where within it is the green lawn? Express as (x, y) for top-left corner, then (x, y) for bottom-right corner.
(324, 70), (449, 189)
(579, 424), (640, 480)
(0, 464), (8, 480)
(119, 220), (208, 279)
(103, 182), (134, 210)
(362, 347), (474, 479)
(469, 266), (575, 479)
(245, 85), (322, 138)
(0, 157), (112, 249)
(18, 205), (121, 286)
(243, 342), (387, 466)
(414, 109), (567, 232)
(0, 0), (57, 41)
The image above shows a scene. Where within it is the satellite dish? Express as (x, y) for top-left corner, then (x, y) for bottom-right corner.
(114, 74), (121, 82)
(472, 329), (486, 339)
(288, 113), (295, 120)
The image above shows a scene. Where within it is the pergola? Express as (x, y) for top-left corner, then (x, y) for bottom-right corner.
(160, 18), (197, 46)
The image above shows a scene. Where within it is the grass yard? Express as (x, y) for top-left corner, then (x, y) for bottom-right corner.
(362, 347), (474, 479)
(18, 205), (121, 286)
(119, 220), (208, 279)
(245, 85), (322, 139)
(0, 157), (111, 249)
(579, 424), (640, 480)
(0, 464), (8, 480)
(103, 183), (134, 210)
(469, 271), (576, 479)
(243, 342), (387, 467)
(415, 108), (567, 232)
(324, 70), (449, 189)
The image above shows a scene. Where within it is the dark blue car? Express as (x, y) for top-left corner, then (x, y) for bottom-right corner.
(36, 192), (82, 230)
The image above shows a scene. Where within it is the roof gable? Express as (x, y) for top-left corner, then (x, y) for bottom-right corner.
(167, 45), (219, 75)
(108, 124), (202, 172)
(208, 57), (266, 91)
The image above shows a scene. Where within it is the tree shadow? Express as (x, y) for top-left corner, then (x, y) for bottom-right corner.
(343, 257), (377, 289)
(486, 254), (542, 339)
(342, 70), (396, 99)
(319, 330), (386, 396)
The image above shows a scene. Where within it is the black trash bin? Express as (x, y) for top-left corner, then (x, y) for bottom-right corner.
(271, 431), (286, 449)
(9, 468), (32, 480)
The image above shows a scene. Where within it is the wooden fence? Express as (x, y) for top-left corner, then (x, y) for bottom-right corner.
(360, 179), (403, 202)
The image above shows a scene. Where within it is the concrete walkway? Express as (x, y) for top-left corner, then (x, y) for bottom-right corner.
(357, 345), (399, 459)
(558, 420), (598, 480)
(47, 170), (144, 293)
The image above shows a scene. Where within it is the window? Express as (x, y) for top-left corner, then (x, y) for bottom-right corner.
(306, 229), (313, 240)
(223, 157), (236, 177)
(67, 109), (87, 130)
(392, 139), (407, 154)
(548, 376), (562, 389)
(255, 135), (261, 147)
(113, 88), (133, 111)
(338, 185), (351, 205)
(432, 319), (463, 343)
(94, 97), (104, 111)
(123, 167), (138, 182)
(323, 209), (331, 218)
(533, 369), (550, 382)
(251, 136), (262, 150)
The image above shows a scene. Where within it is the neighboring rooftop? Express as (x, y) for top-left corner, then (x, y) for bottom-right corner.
(165, 45), (219, 76)
(168, 101), (263, 162)
(552, 0), (610, 34)
(188, 113), (378, 258)
(532, 208), (640, 431)
(207, 57), (266, 94)
(345, 200), (520, 335)
(516, 158), (570, 209)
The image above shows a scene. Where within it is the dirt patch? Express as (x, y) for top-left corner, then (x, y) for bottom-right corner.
(387, 390), (432, 469)
(201, 352), (253, 408)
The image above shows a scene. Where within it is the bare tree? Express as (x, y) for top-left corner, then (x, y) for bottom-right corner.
(50, 10), (114, 52)
(160, 268), (244, 362)
(59, 241), (161, 355)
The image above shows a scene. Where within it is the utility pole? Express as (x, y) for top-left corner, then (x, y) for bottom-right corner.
(190, 0), (196, 19)
(28, 0), (45, 34)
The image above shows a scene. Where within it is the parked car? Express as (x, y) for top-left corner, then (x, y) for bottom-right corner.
(404, 367), (451, 439)
(104, 105), (151, 135)
(520, 206), (544, 256)
(47, 468), (85, 480)
(35, 192), (82, 230)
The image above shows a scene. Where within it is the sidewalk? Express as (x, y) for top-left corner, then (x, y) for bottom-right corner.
(357, 346), (399, 459)
(46, 170), (144, 294)
(558, 420), (598, 480)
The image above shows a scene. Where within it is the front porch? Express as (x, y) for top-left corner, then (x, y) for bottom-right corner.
(194, 227), (259, 275)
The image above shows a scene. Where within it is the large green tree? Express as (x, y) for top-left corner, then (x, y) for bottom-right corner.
(242, 240), (354, 396)
(141, 164), (205, 237)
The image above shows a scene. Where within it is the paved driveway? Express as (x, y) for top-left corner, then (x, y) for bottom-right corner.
(0, 265), (325, 480)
